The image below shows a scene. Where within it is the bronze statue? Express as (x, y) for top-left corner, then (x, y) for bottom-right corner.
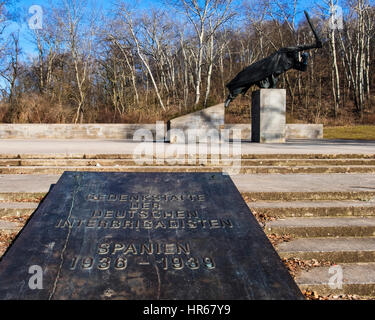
(225, 11), (323, 108)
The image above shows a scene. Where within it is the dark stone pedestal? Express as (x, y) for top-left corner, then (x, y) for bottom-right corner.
(0, 172), (303, 300)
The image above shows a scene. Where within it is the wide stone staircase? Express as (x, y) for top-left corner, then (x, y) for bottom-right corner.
(0, 152), (375, 299)
(0, 153), (374, 174)
(250, 197), (375, 298)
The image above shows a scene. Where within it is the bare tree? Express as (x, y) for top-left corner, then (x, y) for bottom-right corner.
(172, 0), (234, 106)
(0, 0), (373, 124)
(118, 5), (166, 111)
(0, 32), (21, 122)
(28, 8), (62, 96)
(1, 33), (20, 106)
(317, 0), (341, 117)
(55, 0), (96, 123)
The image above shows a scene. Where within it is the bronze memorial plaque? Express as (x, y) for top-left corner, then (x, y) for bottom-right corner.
(0, 172), (304, 299)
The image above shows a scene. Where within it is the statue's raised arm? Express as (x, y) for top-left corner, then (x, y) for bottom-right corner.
(224, 11), (323, 108)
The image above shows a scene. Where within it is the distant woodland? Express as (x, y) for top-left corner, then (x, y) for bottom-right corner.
(0, 0), (374, 124)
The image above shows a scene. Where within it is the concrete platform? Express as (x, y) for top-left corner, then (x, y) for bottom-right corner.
(0, 173), (374, 194)
(234, 174), (375, 192)
(0, 139), (374, 155)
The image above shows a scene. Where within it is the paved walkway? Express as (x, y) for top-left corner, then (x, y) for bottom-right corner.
(233, 174), (375, 192)
(1, 173), (374, 194)
(0, 139), (374, 155)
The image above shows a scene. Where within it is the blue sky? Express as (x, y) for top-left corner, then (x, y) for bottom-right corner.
(3, 0), (163, 59)
(2, 0), (331, 62)
(0, 0), (331, 90)
(1, 0), (168, 90)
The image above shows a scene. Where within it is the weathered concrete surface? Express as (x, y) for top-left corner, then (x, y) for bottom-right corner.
(0, 174), (57, 201)
(266, 217), (375, 237)
(0, 220), (21, 231)
(252, 89), (286, 143)
(249, 200), (375, 208)
(223, 124), (251, 141)
(0, 124), (159, 140)
(1, 165), (375, 175)
(0, 122), (322, 141)
(0, 174), (58, 192)
(167, 104), (225, 143)
(277, 238), (375, 263)
(0, 139), (374, 155)
(224, 124), (323, 140)
(0, 202), (38, 209)
(2, 158), (375, 167)
(286, 124), (323, 139)
(234, 174), (375, 193)
(1, 173), (375, 195)
(296, 263), (375, 296)
(248, 200), (375, 217)
(0, 202), (38, 217)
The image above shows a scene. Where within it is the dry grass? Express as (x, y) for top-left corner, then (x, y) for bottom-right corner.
(324, 125), (375, 140)
(0, 91), (373, 126)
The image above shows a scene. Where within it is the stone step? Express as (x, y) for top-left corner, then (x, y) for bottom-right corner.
(0, 153), (374, 160)
(244, 192), (375, 201)
(3, 191), (375, 203)
(277, 237), (375, 263)
(0, 174), (374, 202)
(0, 202), (38, 217)
(1, 158), (375, 167)
(248, 200), (375, 217)
(0, 220), (21, 232)
(1, 165), (375, 174)
(295, 262), (375, 297)
(2, 199), (374, 219)
(0, 174), (57, 202)
(251, 159), (375, 166)
(238, 173), (375, 201)
(265, 217), (375, 237)
(0, 193), (46, 202)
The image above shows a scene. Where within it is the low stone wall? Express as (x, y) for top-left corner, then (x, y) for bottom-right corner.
(285, 124), (323, 139)
(167, 104), (224, 143)
(223, 124), (323, 140)
(166, 103), (322, 142)
(223, 124), (251, 141)
(0, 121), (322, 141)
(0, 124), (157, 140)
